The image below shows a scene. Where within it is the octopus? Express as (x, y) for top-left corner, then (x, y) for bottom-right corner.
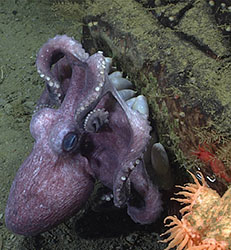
(5, 35), (163, 236)
(161, 171), (231, 250)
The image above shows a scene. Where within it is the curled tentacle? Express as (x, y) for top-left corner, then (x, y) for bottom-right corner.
(84, 108), (109, 133)
(127, 160), (163, 224)
(113, 159), (139, 208)
(36, 35), (89, 105)
(113, 158), (163, 224)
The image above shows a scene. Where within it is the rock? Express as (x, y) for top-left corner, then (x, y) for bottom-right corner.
(82, 0), (231, 188)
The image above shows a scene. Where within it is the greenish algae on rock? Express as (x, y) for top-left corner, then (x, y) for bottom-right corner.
(82, 0), (231, 188)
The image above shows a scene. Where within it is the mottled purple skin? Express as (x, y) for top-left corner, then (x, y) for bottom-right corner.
(5, 35), (162, 236)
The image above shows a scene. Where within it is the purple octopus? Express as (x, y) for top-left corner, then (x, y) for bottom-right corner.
(5, 35), (162, 236)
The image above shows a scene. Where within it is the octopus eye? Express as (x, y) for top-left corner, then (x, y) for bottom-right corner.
(62, 132), (79, 152)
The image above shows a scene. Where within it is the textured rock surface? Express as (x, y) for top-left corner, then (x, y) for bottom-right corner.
(82, 0), (231, 190)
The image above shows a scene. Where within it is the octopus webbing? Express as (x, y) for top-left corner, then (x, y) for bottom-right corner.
(5, 35), (162, 236)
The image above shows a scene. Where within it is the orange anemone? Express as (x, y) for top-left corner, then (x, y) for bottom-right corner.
(160, 172), (231, 250)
